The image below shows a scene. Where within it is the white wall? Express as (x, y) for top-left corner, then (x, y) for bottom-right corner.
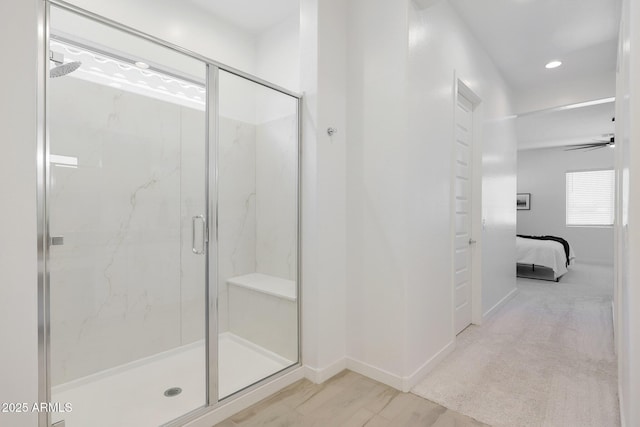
(518, 147), (615, 264)
(300, 0), (348, 381)
(615, 0), (640, 424)
(346, 0), (517, 387)
(256, 14), (301, 93)
(346, 0), (410, 382)
(0, 0), (40, 426)
(408, 0), (518, 378)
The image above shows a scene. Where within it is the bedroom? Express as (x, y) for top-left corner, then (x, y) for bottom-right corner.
(516, 99), (615, 283)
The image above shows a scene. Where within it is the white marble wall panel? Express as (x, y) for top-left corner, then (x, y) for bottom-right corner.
(255, 115), (298, 281)
(217, 118), (257, 333)
(49, 77), (208, 384)
(180, 107), (208, 345)
(49, 75), (295, 386)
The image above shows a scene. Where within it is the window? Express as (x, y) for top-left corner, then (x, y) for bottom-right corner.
(566, 169), (615, 226)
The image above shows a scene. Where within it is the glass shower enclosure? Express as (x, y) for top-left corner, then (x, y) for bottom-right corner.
(42, 3), (300, 427)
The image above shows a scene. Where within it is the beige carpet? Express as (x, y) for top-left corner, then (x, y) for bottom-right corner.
(412, 263), (619, 427)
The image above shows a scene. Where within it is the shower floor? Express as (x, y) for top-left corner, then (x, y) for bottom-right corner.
(51, 333), (292, 427)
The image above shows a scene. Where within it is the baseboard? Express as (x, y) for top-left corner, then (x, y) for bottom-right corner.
(185, 367), (305, 427)
(345, 341), (455, 392)
(345, 358), (404, 390)
(303, 358), (348, 384)
(402, 340), (455, 392)
(483, 288), (519, 320)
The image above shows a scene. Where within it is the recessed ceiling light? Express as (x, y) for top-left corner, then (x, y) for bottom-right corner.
(135, 61), (150, 69)
(545, 60), (562, 69)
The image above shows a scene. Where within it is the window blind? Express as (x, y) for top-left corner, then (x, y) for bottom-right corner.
(566, 169), (615, 226)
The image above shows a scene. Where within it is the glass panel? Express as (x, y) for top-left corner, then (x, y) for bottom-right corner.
(48, 6), (207, 426)
(217, 70), (299, 399)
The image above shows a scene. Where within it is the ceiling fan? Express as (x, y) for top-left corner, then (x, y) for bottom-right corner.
(564, 134), (615, 151)
(564, 117), (616, 151)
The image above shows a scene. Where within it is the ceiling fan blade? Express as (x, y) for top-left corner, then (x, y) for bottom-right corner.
(564, 142), (609, 151)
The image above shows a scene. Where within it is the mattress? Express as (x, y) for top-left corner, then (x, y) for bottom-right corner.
(516, 236), (575, 277)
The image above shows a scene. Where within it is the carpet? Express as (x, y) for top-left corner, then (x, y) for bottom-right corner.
(412, 263), (619, 427)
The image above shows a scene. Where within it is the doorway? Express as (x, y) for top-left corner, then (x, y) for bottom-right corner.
(453, 79), (481, 335)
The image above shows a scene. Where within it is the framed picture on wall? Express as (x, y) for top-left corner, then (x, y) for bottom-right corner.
(517, 193), (531, 210)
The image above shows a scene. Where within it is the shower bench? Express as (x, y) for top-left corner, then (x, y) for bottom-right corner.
(226, 273), (297, 363)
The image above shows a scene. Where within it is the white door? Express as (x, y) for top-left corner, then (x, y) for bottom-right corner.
(454, 93), (474, 334)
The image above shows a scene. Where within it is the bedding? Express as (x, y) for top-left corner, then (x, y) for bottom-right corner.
(516, 236), (575, 279)
(517, 234), (571, 266)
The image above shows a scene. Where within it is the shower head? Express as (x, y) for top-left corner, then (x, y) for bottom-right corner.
(50, 61), (82, 78)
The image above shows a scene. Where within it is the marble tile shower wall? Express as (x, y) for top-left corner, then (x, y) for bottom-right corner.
(50, 78), (183, 384)
(49, 77), (257, 384)
(217, 114), (298, 335)
(255, 115), (298, 281)
(179, 107), (207, 345)
(217, 119), (258, 334)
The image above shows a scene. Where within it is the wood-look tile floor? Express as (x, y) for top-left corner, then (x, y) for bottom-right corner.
(214, 370), (490, 427)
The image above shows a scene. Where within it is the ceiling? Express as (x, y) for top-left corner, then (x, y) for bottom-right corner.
(450, 0), (619, 93)
(449, 0), (620, 149)
(186, 0), (299, 35)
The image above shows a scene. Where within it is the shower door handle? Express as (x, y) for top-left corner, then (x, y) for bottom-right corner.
(192, 215), (206, 255)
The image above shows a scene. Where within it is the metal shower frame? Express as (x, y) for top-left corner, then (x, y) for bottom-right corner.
(36, 1), (303, 426)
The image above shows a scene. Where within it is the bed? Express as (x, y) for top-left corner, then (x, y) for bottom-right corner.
(516, 235), (575, 281)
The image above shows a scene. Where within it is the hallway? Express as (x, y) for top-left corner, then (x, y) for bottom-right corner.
(412, 263), (618, 427)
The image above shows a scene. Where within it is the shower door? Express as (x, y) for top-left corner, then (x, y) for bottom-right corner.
(48, 6), (209, 426)
(44, 3), (302, 426)
(216, 70), (300, 399)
